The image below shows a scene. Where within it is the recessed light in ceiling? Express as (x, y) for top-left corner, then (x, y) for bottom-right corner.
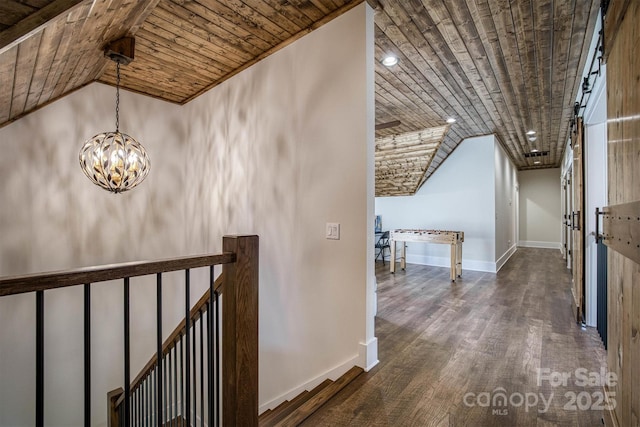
(526, 130), (536, 136)
(531, 148), (539, 152)
(534, 161), (541, 164)
(528, 135), (537, 142)
(382, 56), (398, 67)
(446, 117), (456, 124)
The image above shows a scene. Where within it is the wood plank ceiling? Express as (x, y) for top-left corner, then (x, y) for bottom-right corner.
(375, 125), (447, 196)
(374, 0), (600, 185)
(1, 0), (599, 195)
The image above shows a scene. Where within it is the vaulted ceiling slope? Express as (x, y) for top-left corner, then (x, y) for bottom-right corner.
(373, 0), (599, 179)
(2, 0), (599, 189)
(0, 0), (362, 127)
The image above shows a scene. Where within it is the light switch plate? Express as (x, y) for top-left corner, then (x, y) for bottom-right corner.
(326, 223), (340, 240)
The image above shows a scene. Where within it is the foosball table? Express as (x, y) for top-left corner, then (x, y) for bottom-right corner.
(390, 229), (464, 281)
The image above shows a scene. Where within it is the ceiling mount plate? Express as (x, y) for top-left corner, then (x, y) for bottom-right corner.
(104, 37), (135, 65)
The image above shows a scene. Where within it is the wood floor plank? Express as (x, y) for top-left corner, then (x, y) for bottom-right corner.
(301, 248), (607, 427)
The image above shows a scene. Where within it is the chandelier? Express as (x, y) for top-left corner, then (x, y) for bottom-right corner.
(79, 37), (150, 193)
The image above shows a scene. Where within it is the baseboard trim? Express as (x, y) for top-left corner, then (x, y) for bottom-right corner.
(259, 354), (359, 414)
(358, 337), (379, 372)
(518, 240), (561, 250)
(495, 245), (517, 272)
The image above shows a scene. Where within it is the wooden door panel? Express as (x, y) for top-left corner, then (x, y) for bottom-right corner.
(604, 1), (640, 425)
(572, 117), (585, 323)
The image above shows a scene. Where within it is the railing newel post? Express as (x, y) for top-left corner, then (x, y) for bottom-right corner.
(222, 235), (259, 427)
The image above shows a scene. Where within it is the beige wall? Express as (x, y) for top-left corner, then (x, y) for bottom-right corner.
(0, 5), (374, 425)
(518, 168), (562, 248)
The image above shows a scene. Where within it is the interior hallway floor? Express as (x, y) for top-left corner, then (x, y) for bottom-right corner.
(302, 248), (608, 427)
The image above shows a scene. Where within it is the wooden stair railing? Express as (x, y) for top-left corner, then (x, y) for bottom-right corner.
(0, 235), (258, 427)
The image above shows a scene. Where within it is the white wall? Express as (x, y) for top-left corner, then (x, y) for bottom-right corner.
(518, 168), (562, 249)
(375, 135), (502, 273)
(0, 5), (374, 425)
(494, 142), (519, 270)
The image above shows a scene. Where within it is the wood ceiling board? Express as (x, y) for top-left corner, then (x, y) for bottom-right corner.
(180, 0), (365, 104)
(100, 64), (197, 102)
(0, 0), (598, 178)
(33, 2), (92, 109)
(375, 16), (479, 131)
(0, 0), (86, 54)
(404, 1), (498, 133)
(52, 0), (158, 98)
(374, 0), (598, 173)
(0, 0), (165, 128)
(9, 32), (42, 119)
(374, 126), (448, 197)
(23, 18), (66, 113)
(0, 1), (38, 29)
(158, 0), (272, 52)
(240, 0), (312, 33)
(148, 7), (253, 64)
(135, 18), (240, 73)
(0, 46), (18, 123)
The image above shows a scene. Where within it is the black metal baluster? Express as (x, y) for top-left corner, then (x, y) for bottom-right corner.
(214, 290), (219, 427)
(124, 277), (131, 427)
(84, 284), (91, 427)
(156, 273), (163, 427)
(132, 389), (136, 427)
(144, 380), (147, 426)
(208, 265), (214, 427)
(179, 338), (183, 423)
(184, 269), (191, 426)
(150, 369), (155, 427)
(153, 372), (156, 427)
(199, 308), (204, 427)
(192, 314), (197, 425)
(146, 375), (149, 427)
(166, 349), (171, 423)
(36, 290), (44, 427)
(167, 342), (172, 422)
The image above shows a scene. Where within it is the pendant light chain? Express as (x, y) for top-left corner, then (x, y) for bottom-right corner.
(115, 61), (120, 132)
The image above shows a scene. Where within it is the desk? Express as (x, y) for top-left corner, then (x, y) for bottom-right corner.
(390, 229), (464, 281)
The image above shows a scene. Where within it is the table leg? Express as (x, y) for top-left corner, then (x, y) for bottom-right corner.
(390, 240), (396, 273)
(450, 243), (456, 281)
(400, 242), (406, 270)
(456, 242), (463, 277)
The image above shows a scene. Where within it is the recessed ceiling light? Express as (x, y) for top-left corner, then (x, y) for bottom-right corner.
(534, 161), (541, 164)
(526, 130), (536, 136)
(528, 135), (537, 142)
(382, 56), (398, 67)
(446, 117), (456, 124)
(531, 148), (539, 153)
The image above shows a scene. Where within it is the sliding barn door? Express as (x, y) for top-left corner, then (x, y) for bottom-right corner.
(603, 1), (640, 425)
(571, 117), (585, 324)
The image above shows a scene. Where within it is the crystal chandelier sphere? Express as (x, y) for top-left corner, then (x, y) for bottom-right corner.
(79, 131), (151, 193)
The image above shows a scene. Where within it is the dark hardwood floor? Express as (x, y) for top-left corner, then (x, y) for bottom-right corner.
(301, 248), (608, 426)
